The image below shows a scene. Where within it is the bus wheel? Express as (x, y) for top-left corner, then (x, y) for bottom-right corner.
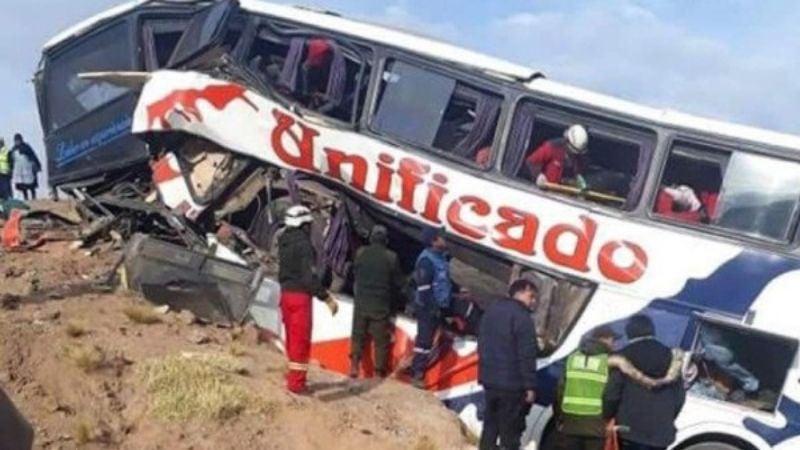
(682, 442), (745, 450)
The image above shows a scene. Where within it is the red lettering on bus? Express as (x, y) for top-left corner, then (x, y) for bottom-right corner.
(598, 241), (648, 284)
(397, 158), (430, 215)
(324, 147), (368, 192)
(422, 173), (449, 224)
(270, 109), (317, 171)
(543, 216), (597, 273)
(374, 153), (395, 203)
(447, 195), (491, 240)
(493, 207), (539, 256)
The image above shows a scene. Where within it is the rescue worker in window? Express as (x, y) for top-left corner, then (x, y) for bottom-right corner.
(411, 226), (453, 388)
(301, 38), (333, 109)
(350, 224), (405, 379)
(527, 124), (589, 190)
(0, 138), (12, 200)
(278, 205), (339, 394)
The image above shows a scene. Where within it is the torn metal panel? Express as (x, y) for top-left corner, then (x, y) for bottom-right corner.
(123, 233), (260, 325)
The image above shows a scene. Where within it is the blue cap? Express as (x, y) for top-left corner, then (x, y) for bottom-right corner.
(421, 226), (444, 246)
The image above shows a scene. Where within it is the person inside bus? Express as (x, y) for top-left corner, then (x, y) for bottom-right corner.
(692, 326), (760, 395)
(655, 185), (719, 224)
(526, 124), (589, 190)
(299, 38), (333, 108)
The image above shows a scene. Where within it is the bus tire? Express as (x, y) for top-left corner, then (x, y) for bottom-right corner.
(682, 444), (742, 450)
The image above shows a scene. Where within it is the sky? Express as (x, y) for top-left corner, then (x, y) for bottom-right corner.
(2, 0), (800, 189)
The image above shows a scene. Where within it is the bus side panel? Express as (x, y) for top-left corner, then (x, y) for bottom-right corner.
(46, 93), (147, 186)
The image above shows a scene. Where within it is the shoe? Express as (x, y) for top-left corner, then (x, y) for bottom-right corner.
(412, 378), (425, 390)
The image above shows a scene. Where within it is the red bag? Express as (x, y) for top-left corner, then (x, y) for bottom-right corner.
(604, 420), (620, 450)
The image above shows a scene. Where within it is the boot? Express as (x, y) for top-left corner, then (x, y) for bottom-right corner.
(349, 358), (359, 379)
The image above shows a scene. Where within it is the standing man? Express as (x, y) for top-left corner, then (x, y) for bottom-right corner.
(278, 205), (339, 394)
(526, 124), (589, 189)
(0, 139), (12, 200)
(603, 315), (686, 450)
(478, 279), (539, 450)
(11, 134), (41, 201)
(411, 226), (453, 388)
(350, 225), (405, 378)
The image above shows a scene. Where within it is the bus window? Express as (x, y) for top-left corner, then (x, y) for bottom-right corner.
(252, 30), (370, 123)
(687, 317), (797, 412)
(246, 27), (289, 85)
(372, 60), (501, 167)
(45, 22), (134, 131)
(142, 20), (189, 70)
(655, 143), (800, 242)
(502, 102), (651, 209)
(530, 269), (595, 355)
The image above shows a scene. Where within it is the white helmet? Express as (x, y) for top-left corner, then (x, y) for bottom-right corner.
(564, 124), (589, 155)
(285, 205), (313, 228)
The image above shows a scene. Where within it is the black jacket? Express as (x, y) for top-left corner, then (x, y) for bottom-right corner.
(353, 242), (404, 316)
(277, 227), (328, 299)
(478, 297), (538, 391)
(603, 337), (686, 448)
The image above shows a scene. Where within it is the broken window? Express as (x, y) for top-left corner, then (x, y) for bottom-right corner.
(372, 60), (501, 167)
(245, 24), (371, 124)
(688, 316), (798, 412)
(524, 268), (595, 356)
(425, 256), (594, 356)
(45, 21), (134, 131)
(142, 19), (189, 70)
(167, 0), (238, 67)
(655, 142), (800, 242)
(502, 102), (654, 209)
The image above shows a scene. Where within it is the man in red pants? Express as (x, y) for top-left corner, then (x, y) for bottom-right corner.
(278, 205), (339, 394)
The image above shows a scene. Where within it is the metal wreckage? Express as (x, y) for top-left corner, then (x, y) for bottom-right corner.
(25, 0), (611, 437)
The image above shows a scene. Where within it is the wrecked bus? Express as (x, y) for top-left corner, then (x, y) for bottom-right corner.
(38, 1), (800, 449)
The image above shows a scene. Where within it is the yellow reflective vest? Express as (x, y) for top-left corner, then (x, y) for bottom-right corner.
(562, 351), (609, 416)
(0, 147), (10, 175)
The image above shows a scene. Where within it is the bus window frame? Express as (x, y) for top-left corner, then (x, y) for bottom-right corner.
(364, 51), (509, 173)
(139, 16), (193, 71)
(496, 94), (658, 213)
(41, 18), (138, 134)
(243, 15), (375, 128)
(689, 312), (799, 415)
(647, 134), (800, 248)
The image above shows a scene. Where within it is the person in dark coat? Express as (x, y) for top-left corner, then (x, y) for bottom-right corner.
(11, 134), (41, 201)
(603, 315), (686, 450)
(478, 278), (539, 450)
(349, 225), (405, 378)
(0, 386), (34, 450)
(278, 205), (339, 394)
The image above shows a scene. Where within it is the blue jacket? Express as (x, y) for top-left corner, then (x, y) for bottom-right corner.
(478, 297), (538, 391)
(414, 248), (452, 309)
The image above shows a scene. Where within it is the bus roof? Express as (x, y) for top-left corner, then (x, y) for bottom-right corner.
(42, 0), (800, 153)
(529, 78), (800, 152)
(42, 0), (539, 82)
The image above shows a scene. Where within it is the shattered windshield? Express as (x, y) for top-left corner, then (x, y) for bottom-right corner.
(45, 22), (133, 131)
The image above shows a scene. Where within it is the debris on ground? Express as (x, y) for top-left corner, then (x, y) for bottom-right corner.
(0, 241), (472, 449)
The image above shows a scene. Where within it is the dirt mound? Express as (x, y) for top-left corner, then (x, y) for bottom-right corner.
(0, 242), (471, 450)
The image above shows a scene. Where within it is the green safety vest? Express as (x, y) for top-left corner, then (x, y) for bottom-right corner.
(562, 351), (609, 416)
(0, 147), (9, 175)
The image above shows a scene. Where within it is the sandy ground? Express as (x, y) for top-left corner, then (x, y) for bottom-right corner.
(0, 241), (472, 450)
